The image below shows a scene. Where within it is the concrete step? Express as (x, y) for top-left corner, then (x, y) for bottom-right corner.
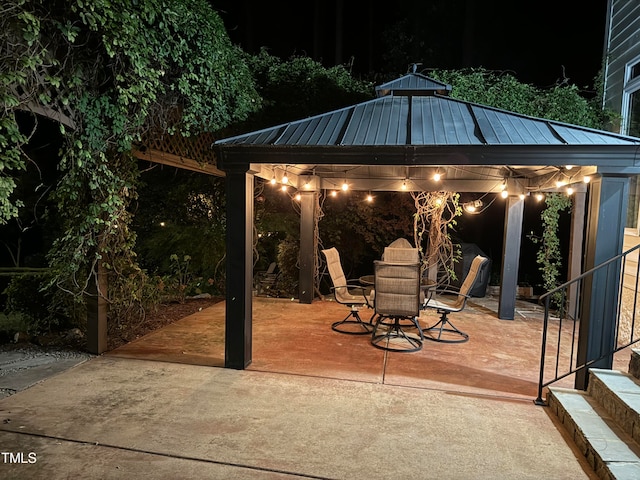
(588, 369), (640, 445)
(629, 349), (640, 380)
(548, 386), (640, 480)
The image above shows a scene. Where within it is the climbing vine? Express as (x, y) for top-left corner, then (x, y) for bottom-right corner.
(1, 0), (260, 323)
(412, 191), (462, 285)
(530, 193), (572, 306)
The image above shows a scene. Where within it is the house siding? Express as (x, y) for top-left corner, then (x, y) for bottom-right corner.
(603, 0), (640, 114)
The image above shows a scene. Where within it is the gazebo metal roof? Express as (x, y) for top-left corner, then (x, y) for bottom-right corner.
(214, 73), (640, 194)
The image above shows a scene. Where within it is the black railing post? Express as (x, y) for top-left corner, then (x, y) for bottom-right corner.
(535, 295), (552, 405)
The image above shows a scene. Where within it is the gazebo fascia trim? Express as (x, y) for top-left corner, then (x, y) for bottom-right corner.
(215, 144), (640, 170)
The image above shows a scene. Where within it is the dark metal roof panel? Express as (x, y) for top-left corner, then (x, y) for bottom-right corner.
(342, 96), (408, 145)
(376, 73), (451, 93)
(470, 105), (562, 144)
(550, 124), (637, 145)
(214, 92), (640, 148)
(412, 97), (481, 144)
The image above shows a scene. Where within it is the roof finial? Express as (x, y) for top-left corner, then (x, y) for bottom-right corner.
(410, 63), (422, 73)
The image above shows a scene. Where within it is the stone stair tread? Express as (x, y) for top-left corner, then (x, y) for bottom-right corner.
(591, 369), (640, 410)
(549, 387), (640, 465)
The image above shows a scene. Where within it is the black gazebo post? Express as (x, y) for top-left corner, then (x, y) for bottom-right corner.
(575, 174), (630, 389)
(223, 161), (254, 369)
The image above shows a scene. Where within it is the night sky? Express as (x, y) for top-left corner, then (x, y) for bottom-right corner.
(214, 0), (608, 90)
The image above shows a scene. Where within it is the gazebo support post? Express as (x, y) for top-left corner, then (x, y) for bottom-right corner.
(575, 174), (629, 390)
(567, 190), (586, 318)
(86, 260), (108, 354)
(223, 162), (254, 369)
(498, 196), (525, 320)
(299, 191), (317, 304)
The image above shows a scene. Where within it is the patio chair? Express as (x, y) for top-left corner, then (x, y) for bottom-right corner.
(421, 255), (489, 343)
(322, 248), (375, 334)
(371, 260), (423, 352)
(254, 262), (279, 296)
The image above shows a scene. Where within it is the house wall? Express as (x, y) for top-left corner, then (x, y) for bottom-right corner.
(603, 0), (640, 115)
(604, 0), (640, 342)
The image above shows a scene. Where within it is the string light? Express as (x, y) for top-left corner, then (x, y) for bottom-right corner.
(535, 193), (545, 202)
(342, 180), (349, 191)
(295, 193), (301, 201)
(500, 190), (508, 199)
(519, 193), (525, 200)
(401, 180), (407, 190)
(583, 176), (591, 184)
(330, 190), (337, 197)
(270, 175), (277, 185)
(366, 192), (373, 202)
(281, 173), (289, 184)
(281, 185), (288, 192)
(433, 172), (441, 182)
(566, 187), (574, 195)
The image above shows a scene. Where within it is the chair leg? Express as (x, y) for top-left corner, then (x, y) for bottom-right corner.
(371, 315), (423, 352)
(422, 311), (469, 343)
(332, 307), (374, 335)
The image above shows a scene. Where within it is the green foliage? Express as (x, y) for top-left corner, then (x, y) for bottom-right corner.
(239, 50), (374, 129)
(430, 68), (609, 129)
(276, 236), (299, 297)
(320, 191), (415, 275)
(2, 272), (81, 334)
(529, 193), (572, 306)
(2, 0), (260, 328)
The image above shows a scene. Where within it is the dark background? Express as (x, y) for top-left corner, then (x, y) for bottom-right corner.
(213, 0), (608, 89)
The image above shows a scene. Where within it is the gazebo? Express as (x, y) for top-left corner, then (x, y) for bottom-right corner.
(213, 73), (640, 373)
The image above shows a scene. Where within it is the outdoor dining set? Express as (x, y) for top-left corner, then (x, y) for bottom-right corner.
(322, 239), (489, 352)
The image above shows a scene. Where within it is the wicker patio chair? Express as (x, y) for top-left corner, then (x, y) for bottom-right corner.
(421, 255), (489, 343)
(322, 247), (375, 334)
(371, 260), (423, 352)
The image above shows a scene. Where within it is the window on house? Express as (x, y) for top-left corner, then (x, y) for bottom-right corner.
(624, 62), (640, 230)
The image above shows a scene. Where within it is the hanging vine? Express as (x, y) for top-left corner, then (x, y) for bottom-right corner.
(412, 191), (462, 285)
(529, 193), (572, 308)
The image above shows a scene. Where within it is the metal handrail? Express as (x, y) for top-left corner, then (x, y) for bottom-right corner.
(534, 243), (640, 405)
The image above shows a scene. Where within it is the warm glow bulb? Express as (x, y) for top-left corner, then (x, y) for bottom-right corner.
(519, 194), (525, 200)
(565, 165), (574, 170)
(366, 194), (373, 202)
(500, 190), (508, 198)
(401, 181), (407, 190)
(295, 193), (301, 201)
(281, 185), (287, 192)
(304, 182), (311, 190)
(583, 176), (591, 184)
(536, 193), (544, 201)
(433, 173), (441, 182)
(159, 222), (166, 227)
(342, 182), (349, 191)
(556, 180), (566, 188)
(467, 205), (476, 213)
(566, 187), (574, 195)
(270, 177), (277, 185)
(281, 174), (288, 184)
(331, 190), (337, 197)
(435, 198), (443, 206)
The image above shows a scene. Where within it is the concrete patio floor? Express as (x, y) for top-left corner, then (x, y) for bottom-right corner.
(1, 294), (627, 479)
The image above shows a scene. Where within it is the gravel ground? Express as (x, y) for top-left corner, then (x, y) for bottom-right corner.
(0, 343), (94, 399)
